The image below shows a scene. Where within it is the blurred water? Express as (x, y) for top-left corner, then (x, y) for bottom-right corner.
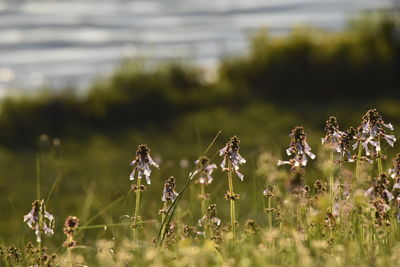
(0, 0), (393, 93)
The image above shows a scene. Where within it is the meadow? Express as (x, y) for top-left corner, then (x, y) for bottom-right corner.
(1, 12), (400, 267)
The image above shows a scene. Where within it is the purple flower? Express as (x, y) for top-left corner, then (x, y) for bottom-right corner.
(220, 136), (246, 181)
(357, 109), (396, 160)
(23, 200), (54, 243)
(191, 156), (217, 185)
(337, 127), (357, 162)
(278, 127), (315, 171)
(130, 144), (159, 185)
(162, 176), (178, 202)
(321, 117), (345, 152)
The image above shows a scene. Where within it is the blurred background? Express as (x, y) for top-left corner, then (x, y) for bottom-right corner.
(1, 0), (400, 246)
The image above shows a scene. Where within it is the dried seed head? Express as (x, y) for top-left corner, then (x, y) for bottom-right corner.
(63, 216), (80, 248)
(314, 180), (327, 193)
(244, 219), (259, 235)
(263, 185), (276, 198)
(182, 225), (196, 239)
(224, 191), (240, 201)
(64, 216), (79, 234)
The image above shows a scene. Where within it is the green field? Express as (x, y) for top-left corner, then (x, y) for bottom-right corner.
(1, 12), (400, 267)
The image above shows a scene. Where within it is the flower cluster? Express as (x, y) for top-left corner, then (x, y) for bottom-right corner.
(220, 136), (246, 180)
(337, 127), (357, 162)
(130, 144), (159, 185)
(365, 174), (394, 205)
(161, 176), (178, 202)
(63, 216), (80, 248)
(198, 204), (221, 227)
(355, 109), (396, 162)
(191, 156), (217, 185)
(389, 153), (400, 191)
(197, 204), (222, 242)
(321, 116), (344, 151)
(23, 200), (55, 243)
(389, 153), (400, 179)
(278, 126), (316, 171)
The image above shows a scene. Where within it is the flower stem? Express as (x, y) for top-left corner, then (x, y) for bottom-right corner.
(155, 131), (221, 248)
(267, 196), (272, 229)
(36, 154), (41, 200)
(227, 161), (236, 242)
(201, 183), (206, 214)
(330, 148), (334, 205)
(37, 202), (43, 267)
(377, 136), (383, 176)
(67, 249), (72, 267)
(355, 141), (362, 181)
(133, 178), (142, 242)
(161, 201), (167, 225)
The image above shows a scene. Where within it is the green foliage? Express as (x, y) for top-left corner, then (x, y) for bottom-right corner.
(0, 13), (399, 148)
(2, 12), (400, 267)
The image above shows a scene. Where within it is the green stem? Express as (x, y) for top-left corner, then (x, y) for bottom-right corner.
(159, 200), (168, 244)
(201, 183), (206, 214)
(38, 202), (43, 267)
(161, 201), (167, 224)
(377, 136), (383, 176)
(133, 178), (142, 242)
(267, 197), (272, 229)
(338, 157), (343, 223)
(67, 248), (72, 267)
(355, 141), (362, 181)
(36, 154), (41, 200)
(155, 131), (221, 248)
(227, 161), (236, 242)
(330, 148), (335, 208)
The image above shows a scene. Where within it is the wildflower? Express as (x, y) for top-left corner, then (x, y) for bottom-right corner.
(278, 126), (315, 171)
(164, 223), (177, 250)
(198, 204), (221, 228)
(198, 204), (222, 242)
(6, 246), (22, 264)
(314, 180), (327, 194)
(162, 176), (178, 202)
(182, 225), (197, 239)
(325, 211), (337, 230)
(191, 156), (217, 185)
(389, 153), (400, 180)
(224, 191), (240, 201)
(355, 109), (396, 158)
(337, 127), (357, 162)
(129, 144), (159, 185)
(263, 185), (276, 198)
(63, 216), (80, 248)
(321, 116), (344, 151)
(244, 219), (259, 235)
(390, 154), (400, 194)
(396, 196), (400, 222)
(371, 198), (391, 226)
(365, 174), (394, 204)
(220, 136), (246, 181)
(23, 200), (55, 243)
